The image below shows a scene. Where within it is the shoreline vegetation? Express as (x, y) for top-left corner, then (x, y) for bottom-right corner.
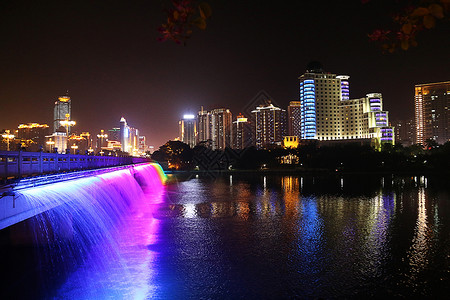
(165, 168), (450, 176)
(152, 140), (450, 176)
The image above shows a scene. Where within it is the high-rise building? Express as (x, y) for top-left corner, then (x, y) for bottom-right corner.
(233, 114), (252, 149)
(287, 101), (301, 137)
(129, 127), (139, 155)
(414, 81), (450, 145)
(394, 119), (415, 147)
(120, 117), (130, 153)
(108, 128), (120, 142)
(138, 136), (148, 155)
(252, 102), (287, 149)
(299, 62), (347, 140)
(53, 94), (72, 133)
(17, 123), (50, 151)
(298, 62), (394, 147)
(197, 107), (211, 146)
(179, 114), (197, 148)
(210, 108), (233, 150)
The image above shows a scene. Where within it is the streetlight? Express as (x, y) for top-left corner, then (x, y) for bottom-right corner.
(60, 119), (76, 135)
(46, 139), (55, 152)
(97, 130), (108, 151)
(2, 130), (15, 151)
(60, 114), (76, 142)
(71, 144), (78, 154)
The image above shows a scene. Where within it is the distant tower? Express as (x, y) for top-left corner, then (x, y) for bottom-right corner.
(210, 108), (233, 150)
(415, 81), (450, 145)
(287, 101), (301, 138)
(233, 114), (252, 149)
(252, 102), (287, 148)
(179, 114), (197, 148)
(120, 117), (129, 152)
(53, 94), (71, 133)
(197, 107), (212, 146)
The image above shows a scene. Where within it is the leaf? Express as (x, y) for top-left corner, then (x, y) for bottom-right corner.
(411, 7), (429, 17)
(199, 2), (212, 18)
(402, 23), (413, 34)
(401, 39), (409, 50)
(173, 10), (179, 20)
(423, 15), (436, 29)
(429, 4), (444, 19)
(192, 17), (207, 30)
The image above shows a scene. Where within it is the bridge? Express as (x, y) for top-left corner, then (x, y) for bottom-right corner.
(0, 150), (161, 230)
(0, 150), (149, 182)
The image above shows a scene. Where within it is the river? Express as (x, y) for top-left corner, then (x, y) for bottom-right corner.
(1, 172), (449, 299)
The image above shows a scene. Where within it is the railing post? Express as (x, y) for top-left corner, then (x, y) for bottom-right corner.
(39, 150), (43, 174)
(4, 153), (9, 179)
(18, 150), (23, 179)
(55, 151), (59, 172)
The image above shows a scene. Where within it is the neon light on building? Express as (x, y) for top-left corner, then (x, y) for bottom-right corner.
(337, 75), (350, 100)
(300, 80), (316, 139)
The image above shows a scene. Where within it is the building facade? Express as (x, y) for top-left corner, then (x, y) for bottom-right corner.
(394, 119), (415, 147)
(252, 103), (287, 149)
(179, 114), (197, 148)
(414, 81), (450, 145)
(298, 63), (394, 148)
(53, 95), (72, 133)
(197, 107), (212, 146)
(210, 108), (233, 150)
(45, 132), (67, 153)
(120, 117), (130, 153)
(233, 114), (252, 150)
(17, 123), (50, 151)
(287, 101), (301, 138)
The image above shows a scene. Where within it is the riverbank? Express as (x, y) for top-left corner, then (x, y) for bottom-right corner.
(164, 167), (450, 176)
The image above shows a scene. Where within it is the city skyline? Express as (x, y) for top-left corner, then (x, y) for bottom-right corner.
(0, 1), (449, 148)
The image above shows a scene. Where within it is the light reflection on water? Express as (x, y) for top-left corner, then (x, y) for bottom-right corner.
(153, 174), (449, 298)
(15, 173), (448, 299)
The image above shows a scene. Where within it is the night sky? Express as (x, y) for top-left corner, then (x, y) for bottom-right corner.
(1, 1), (449, 148)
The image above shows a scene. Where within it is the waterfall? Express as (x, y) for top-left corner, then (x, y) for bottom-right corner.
(4, 163), (166, 299)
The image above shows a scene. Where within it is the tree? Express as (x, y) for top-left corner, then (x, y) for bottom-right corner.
(366, 0), (450, 52)
(158, 0), (212, 45)
(151, 140), (193, 170)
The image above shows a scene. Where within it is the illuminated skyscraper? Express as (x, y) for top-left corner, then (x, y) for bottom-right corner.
(233, 114), (252, 149)
(252, 102), (287, 149)
(53, 94), (71, 133)
(120, 117), (130, 153)
(415, 81), (450, 145)
(287, 101), (301, 137)
(298, 62), (394, 147)
(197, 107), (211, 145)
(129, 127), (139, 155)
(299, 62), (347, 140)
(210, 108), (233, 150)
(179, 114), (197, 148)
